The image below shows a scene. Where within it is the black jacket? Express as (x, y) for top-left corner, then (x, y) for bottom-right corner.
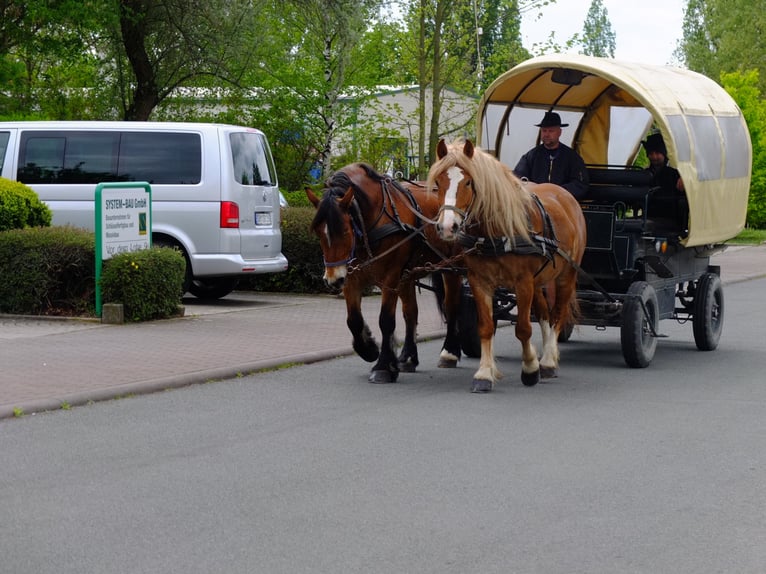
(513, 143), (589, 199)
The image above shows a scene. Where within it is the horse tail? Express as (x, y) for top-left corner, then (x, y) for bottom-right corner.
(429, 272), (447, 321)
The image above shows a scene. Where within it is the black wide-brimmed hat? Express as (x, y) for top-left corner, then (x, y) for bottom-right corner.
(535, 111), (569, 128)
(642, 132), (667, 155)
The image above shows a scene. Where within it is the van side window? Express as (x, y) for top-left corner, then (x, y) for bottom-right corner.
(0, 132), (9, 172)
(230, 132), (277, 186)
(118, 132), (201, 184)
(17, 130), (201, 185)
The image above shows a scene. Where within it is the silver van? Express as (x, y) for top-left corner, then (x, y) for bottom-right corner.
(0, 121), (288, 299)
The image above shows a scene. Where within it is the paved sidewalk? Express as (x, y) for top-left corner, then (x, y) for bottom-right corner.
(1, 244), (765, 419)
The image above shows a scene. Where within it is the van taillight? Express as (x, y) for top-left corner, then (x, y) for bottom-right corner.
(220, 202), (239, 228)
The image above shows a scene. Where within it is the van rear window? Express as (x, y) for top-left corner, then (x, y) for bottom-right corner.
(17, 131), (201, 184)
(230, 132), (277, 186)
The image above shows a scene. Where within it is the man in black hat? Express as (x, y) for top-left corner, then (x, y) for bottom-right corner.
(513, 111), (589, 199)
(642, 132), (688, 229)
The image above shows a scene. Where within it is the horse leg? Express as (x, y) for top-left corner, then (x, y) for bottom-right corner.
(438, 272), (463, 368)
(535, 284), (559, 379)
(345, 277), (379, 363)
(468, 280), (501, 393)
(542, 269), (579, 378)
(516, 280), (541, 387)
(369, 287), (401, 384)
(397, 280), (419, 373)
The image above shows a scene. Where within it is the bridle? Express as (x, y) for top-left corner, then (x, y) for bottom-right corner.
(321, 199), (367, 268)
(435, 169), (477, 232)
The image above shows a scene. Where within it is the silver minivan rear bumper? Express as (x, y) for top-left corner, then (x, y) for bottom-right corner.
(190, 252), (288, 277)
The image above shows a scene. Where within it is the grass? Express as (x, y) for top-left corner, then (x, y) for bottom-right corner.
(728, 228), (766, 245)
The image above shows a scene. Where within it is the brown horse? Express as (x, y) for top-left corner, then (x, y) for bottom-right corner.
(428, 139), (587, 392)
(306, 163), (463, 383)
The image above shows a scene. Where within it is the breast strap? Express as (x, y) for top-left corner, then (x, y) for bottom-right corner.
(456, 193), (559, 261)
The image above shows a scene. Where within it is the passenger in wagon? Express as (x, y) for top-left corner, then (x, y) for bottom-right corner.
(642, 132), (688, 231)
(513, 111), (589, 199)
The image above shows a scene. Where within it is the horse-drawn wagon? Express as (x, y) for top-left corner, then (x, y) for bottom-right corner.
(465, 53), (752, 369)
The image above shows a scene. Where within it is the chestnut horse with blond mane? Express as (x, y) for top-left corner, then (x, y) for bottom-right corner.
(428, 139), (587, 392)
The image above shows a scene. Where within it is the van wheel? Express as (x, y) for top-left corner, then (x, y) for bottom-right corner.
(189, 277), (238, 300)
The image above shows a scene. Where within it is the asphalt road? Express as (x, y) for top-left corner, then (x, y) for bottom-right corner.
(2, 278), (766, 574)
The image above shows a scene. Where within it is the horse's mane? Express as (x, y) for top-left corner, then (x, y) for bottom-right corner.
(310, 163), (380, 239)
(427, 141), (533, 243)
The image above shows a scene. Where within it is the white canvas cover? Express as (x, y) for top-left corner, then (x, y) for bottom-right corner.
(477, 54), (752, 246)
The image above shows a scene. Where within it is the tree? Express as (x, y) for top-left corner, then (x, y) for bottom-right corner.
(0, 0), (100, 119)
(580, 0), (615, 58)
(678, 0), (766, 93)
(98, 0), (269, 120)
(720, 70), (766, 228)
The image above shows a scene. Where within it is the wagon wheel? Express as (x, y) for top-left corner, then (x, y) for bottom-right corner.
(620, 281), (659, 368)
(692, 272), (724, 351)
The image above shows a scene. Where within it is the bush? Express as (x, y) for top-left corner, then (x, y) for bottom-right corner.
(282, 188), (313, 208)
(0, 177), (52, 231)
(240, 206), (328, 293)
(100, 247), (185, 322)
(0, 226), (94, 315)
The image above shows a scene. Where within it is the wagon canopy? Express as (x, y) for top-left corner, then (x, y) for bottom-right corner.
(477, 54), (752, 247)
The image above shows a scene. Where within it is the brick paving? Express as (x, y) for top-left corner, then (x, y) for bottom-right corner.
(1, 245), (764, 419)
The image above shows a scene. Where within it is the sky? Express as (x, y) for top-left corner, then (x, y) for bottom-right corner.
(520, 0), (687, 66)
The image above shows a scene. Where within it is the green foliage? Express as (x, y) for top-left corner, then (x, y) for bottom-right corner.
(0, 226), (94, 315)
(580, 0), (616, 58)
(721, 70), (766, 229)
(0, 177), (52, 231)
(100, 247), (185, 322)
(679, 0), (766, 92)
(728, 228), (766, 245)
(240, 207), (328, 293)
(282, 189), (313, 208)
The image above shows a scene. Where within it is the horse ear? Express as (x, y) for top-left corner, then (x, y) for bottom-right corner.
(339, 186), (355, 209)
(463, 139), (475, 159)
(305, 187), (320, 207)
(437, 139), (448, 159)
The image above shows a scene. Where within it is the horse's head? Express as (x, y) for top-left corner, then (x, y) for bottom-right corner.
(429, 139), (476, 241)
(306, 184), (357, 288)
(428, 138), (534, 245)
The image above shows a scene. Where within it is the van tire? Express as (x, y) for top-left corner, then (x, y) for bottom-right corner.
(153, 238), (193, 294)
(188, 277), (238, 300)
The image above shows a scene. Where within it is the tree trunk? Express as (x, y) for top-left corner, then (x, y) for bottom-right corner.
(119, 0), (159, 120)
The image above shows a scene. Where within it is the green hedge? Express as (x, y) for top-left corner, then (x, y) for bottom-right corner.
(240, 205), (328, 293)
(0, 177), (52, 231)
(0, 226), (94, 315)
(100, 247), (185, 322)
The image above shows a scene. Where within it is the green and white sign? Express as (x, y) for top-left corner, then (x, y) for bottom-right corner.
(94, 182), (153, 316)
(96, 185), (152, 259)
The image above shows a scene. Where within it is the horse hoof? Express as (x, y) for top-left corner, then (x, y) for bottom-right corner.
(369, 370), (397, 384)
(438, 358), (458, 368)
(399, 360), (417, 373)
(470, 379), (493, 393)
(355, 343), (380, 363)
(521, 370), (540, 387)
(540, 366), (558, 379)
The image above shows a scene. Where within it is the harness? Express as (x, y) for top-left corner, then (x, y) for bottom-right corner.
(456, 193), (561, 276)
(324, 175), (452, 273)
